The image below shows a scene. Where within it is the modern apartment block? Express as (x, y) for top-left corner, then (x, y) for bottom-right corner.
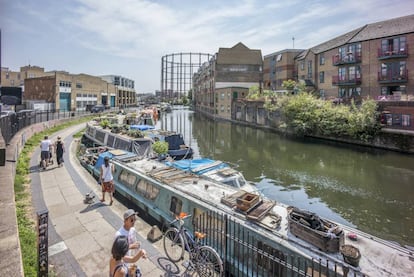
(294, 14), (414, 102)
(100, 75), (136, 108)
(193, 42), (263, 120)
(263, 49), (304, 91)
(24, 72), (117, 111)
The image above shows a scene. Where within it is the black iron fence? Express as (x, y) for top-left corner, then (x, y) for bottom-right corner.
(0, 109), (117, 145)
(194, 210), (360, 277)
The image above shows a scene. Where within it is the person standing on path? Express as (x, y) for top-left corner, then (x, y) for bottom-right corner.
(100, 156), (114, 205)
(54, 136), (65, 167)
(115, 209), (142, 259)
(40, 135), (52, 170)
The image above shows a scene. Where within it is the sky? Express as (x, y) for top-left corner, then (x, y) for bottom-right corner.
(1, 0), (413, 94)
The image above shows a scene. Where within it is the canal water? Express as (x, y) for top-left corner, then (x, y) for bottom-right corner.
(157, 107), (414, 247)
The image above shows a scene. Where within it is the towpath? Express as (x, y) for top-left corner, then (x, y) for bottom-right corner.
(30, 124), (188, 276)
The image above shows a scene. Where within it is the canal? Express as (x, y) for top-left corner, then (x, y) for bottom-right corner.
(157, 107), (414, 247)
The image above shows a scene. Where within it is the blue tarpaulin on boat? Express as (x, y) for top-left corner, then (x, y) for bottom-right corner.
(167, 158), (228, 175)
(130, 125), (155, 131)
(94, 152), (113, 170)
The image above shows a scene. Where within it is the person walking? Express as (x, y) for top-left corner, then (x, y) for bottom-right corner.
(54, 136), (65, 167)
(40, 135), (52, 170)
(100, 156), (114, 205)
(109, 236), (146, 277)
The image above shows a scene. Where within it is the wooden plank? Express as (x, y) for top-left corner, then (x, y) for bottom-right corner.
(246, 201), (275, 221)
(220, 190), (246, 208)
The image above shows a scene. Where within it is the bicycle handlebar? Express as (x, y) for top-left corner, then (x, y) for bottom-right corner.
(169, 213), (192, 225)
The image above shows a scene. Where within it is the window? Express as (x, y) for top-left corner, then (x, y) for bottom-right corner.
(380, 61), (406, 79)
(136, 180), (159, 200)
(319, 89), (325, 99)
(319, 72), (325, 83)
(257, 241), (285, 275)
(17, 73), (21, 80)
(300, 62), (304, 70)
(338, 67), (346, 81)
(59, 81), (72, 87)
(307, 61), (312, 79)
(402, 115), (411, 127)
(381, 36), (406, 54)
(319, 54), (325, 65)
(276, 54), (282, 62)
(169, 196), (182, 215)
(76, 83), (82, 88)
(5, 72), (9, 79)
(348, 87), (361, 97)
(119, 170), (137, 187)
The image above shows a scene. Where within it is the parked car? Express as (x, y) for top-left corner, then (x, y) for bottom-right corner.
(0, 110), (16, 118)
(91, 105), (105, 113)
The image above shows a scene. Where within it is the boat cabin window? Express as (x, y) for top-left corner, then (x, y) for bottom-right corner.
(237, 176), (247, 187)
(192, 207), (204, 226)
(222, 175), (247, 188)
(257, 241), (285, 276)
(169, 196), (183, 215)
(136, 180), (159, 200)
(118, 169), (137, 189)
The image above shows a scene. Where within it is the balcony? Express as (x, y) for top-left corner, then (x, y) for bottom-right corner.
(378, 45), (408, 59)
(332, 75), (362, 86)
(377, 70), (408, 83)
(332, 53), (361, 66)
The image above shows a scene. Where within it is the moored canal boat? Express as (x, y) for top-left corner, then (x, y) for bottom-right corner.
(77, 145), (414, 276)
(83, 115), (193, 160)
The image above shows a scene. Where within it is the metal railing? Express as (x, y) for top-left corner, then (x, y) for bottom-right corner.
(0, 109), (115, 145)
(192, 210), (359, 277)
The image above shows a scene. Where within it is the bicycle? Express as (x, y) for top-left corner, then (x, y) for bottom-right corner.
(163, 212), (224, 277)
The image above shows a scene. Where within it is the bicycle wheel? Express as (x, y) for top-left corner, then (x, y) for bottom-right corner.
(194, 246), (224, 277)
(163, 227), (185, 262)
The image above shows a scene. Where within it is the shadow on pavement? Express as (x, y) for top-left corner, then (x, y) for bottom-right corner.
(80, 201), (106, 213)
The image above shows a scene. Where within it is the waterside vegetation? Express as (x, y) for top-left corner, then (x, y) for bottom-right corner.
(247, 81), (380, 142)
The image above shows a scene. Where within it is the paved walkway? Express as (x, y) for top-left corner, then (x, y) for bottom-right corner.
(30, 124), (187, 276)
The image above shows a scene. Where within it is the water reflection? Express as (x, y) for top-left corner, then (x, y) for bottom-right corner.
(158, 107), (414, 246)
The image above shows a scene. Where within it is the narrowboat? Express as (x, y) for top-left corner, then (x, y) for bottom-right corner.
(77, 146), (414, 277)
(83, 115), (193, 160)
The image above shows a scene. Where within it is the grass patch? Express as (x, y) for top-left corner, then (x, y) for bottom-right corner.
(15, 116), (92, 275)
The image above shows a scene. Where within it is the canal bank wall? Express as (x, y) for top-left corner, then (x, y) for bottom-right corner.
(196, 103), (414, 154)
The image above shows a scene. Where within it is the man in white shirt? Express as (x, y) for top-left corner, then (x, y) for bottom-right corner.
(40, 135), (52, 170)
(115, 209), (145, 263)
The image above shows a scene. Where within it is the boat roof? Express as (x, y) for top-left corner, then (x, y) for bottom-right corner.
(166, 158), (228, 175)
(116, 157), (414, 276)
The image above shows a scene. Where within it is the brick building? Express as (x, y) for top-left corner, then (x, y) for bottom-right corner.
(263, 49), (304, 91)
(291, 14), (414, 102)
(24, 72), (117, 111)
(193, 42), (263, 120)
(1, 66), (138, 111)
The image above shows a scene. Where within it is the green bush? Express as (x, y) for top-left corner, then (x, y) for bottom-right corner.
(265, 92), (380, 141)
(152, 141), (169, 154)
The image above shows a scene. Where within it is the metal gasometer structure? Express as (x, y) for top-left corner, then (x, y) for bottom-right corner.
(161, 53), (213, 101)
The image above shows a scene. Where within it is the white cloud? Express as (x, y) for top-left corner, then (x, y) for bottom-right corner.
(1, 0), (414, 92)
